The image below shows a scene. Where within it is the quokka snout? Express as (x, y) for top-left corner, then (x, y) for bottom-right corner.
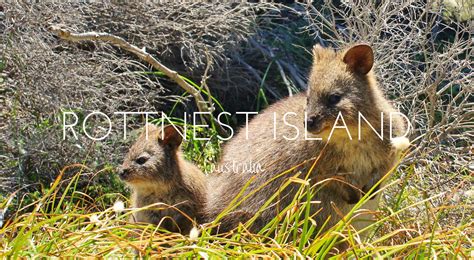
(118, 124), (206, 234)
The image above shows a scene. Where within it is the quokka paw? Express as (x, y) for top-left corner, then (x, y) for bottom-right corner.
(391, 136), (410, 151)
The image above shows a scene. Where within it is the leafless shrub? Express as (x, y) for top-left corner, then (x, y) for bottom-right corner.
(0, 1), (279, 194)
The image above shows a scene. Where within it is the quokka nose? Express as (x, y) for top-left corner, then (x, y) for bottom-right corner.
(118, 167), (130, 179)
(306, 115), (321, 130)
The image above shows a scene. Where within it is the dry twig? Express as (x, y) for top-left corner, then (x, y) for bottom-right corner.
(49, 25), (229, 135)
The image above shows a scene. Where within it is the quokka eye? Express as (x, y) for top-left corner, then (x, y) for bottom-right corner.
(135, 156), (148, 165)
(327, 94), (342, 106)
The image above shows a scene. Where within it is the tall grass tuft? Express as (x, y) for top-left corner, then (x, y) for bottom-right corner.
(1, 160), (471, 258)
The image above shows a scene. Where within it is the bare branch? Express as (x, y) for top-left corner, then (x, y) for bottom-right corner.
(49, 25), (212, 114)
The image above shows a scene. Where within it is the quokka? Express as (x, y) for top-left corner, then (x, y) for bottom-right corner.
(118, 124), (206, 234)
(205, 44), (409, 232)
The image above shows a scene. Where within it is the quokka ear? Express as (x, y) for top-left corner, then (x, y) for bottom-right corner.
(343, 44), (374, 75)
(158, 124), (184, 148)
(312, 44), (325, 61)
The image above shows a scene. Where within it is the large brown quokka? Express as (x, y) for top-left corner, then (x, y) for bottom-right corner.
(205, 44), (408, 233)
(118, 124), (206, 234)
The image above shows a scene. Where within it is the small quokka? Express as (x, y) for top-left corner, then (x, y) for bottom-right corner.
(205, 44), (409, 233)
(118, 124), (206, 234)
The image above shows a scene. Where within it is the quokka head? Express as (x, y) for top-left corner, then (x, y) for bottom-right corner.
(118, 124), (184, 186)
(305, 44), (376, 136)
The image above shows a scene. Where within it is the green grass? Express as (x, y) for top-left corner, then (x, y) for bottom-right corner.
(0, 145), (471, 258)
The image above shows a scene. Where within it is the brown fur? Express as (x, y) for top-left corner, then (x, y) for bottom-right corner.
(205, 44), (406, 233)
(118, 124), (206, 234)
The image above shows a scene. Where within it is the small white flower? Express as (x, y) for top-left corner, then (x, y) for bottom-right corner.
(113, 200), (125, 213)
(189, 226), (200, 240)
(90, 214), (100, 224)
(391, 136), (410, 151)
